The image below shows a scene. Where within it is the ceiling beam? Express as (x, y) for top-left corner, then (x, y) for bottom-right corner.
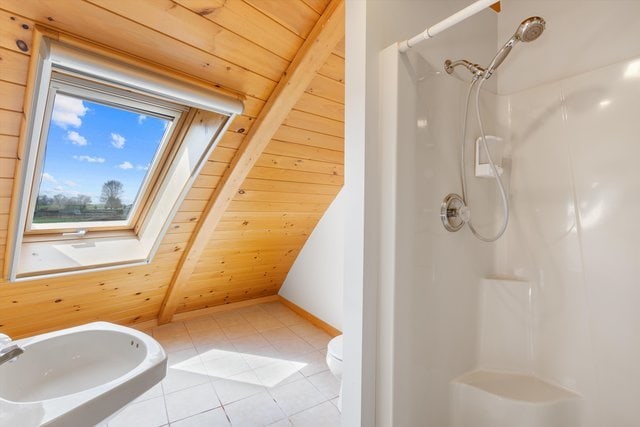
(158, 0), (345, 324)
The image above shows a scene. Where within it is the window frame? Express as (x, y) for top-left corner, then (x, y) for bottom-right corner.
(25, 73), (188, 235)
(5, 30), (243, 281)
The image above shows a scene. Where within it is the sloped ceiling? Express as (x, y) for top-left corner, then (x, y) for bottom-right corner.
(0, 0), (344, 337)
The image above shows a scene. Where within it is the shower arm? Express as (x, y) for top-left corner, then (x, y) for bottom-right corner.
(444, 60), (486, 78)
(398, 0), (499, 52)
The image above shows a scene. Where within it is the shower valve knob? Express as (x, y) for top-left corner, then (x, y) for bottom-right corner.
(458, 206), (471, 223)
(441, 193), (468, 232)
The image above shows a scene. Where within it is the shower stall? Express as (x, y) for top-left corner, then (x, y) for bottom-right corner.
(364, 1), (640, 426)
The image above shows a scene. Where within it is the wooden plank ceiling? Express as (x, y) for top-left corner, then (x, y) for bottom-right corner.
(0, 0), (344, 338)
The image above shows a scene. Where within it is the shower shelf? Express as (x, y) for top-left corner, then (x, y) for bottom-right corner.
(451, 370), (583, 427)
(450, 277), (585, 426)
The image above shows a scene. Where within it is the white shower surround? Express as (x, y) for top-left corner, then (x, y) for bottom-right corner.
(373, 1), (640, 426)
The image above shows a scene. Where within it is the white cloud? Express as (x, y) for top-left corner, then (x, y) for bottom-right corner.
(136, 163), (150, 171)
(42, 172), (57, 184)
(118, 161), (133, 170)
(110, 133), (126, 149)
(66, 131), (87, 146)
(64, 180), (79, 187)
(138, 114), (147, 124)
(51, 94), (88, 129)
(73, 155), (105, 163)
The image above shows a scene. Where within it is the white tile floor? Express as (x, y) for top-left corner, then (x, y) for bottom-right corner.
(106, 302), (341, 427)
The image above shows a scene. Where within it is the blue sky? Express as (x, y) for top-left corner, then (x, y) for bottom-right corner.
(37, 93), (169, 206)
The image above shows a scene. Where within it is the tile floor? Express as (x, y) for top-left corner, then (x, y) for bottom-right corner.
(105, 301), (341, 427)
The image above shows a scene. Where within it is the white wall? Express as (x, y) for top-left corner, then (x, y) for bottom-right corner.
(279, 191), (345, 330)
(496, 2), (640, 425)
(342, 2), (373, 426)
(363, 2), (498, 426)
(497, 1), (640, 95)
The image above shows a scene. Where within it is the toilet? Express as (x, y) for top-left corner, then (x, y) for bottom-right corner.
(326, 334), (344, 411)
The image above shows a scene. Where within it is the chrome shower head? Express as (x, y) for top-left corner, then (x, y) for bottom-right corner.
(484, 16), (546, 79)
(515, 16), (546, 42)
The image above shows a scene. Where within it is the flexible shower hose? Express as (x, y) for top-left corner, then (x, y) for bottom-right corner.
(459, 76), (509, 242)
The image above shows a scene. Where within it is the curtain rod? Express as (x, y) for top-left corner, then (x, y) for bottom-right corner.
(398, 0), (498, 52)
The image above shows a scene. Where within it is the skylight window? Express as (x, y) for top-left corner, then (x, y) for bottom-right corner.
(27, 78), (182, 233)
(6, 31), (243, 281)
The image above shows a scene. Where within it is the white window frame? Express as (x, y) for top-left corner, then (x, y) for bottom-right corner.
(26, 73), (186, 234)
(6, 33), (243, 281)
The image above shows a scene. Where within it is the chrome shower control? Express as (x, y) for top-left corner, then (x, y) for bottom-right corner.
(441, 193), (469, 232)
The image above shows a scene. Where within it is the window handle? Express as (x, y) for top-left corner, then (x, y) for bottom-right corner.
(62, 229), (87, 237)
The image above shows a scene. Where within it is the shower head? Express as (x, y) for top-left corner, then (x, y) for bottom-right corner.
(515, 16), (546, 42)
(484, 16), (546, 79)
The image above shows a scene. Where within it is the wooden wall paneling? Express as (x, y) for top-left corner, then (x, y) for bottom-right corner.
(306, 74), (345, 103)
(0, 281), (170, 334)
(226, 200), (331, 213)
(167, 221), (196, 236)
(0, 47), (30, 85)
(247, 166), (344, 186)
(295, 92), (344, 122)
(0, 110), (21, 136)
(318, 54), (345, 82)
(190, 265), (292, 281)
(199, 249), (303, 267)
(239, 177), (341, 195)
(0, 9), (35, 53)
(87, 0), (290, 82)
(200, 160), (231, 177)
(158, 0), (345, 323)
(209, 146), (238, 163)
(3, 1), (276, 100)
(1, 280), (168, 314)
(233, 189), (337, 205)
(175, 288), (281, 313)
(227, 115), (255, 134)
(0, 0), (344, 338)
(0, 135), (19, 158)
(264, 140), (343, 164)
(283, 110), (344, 138)
(180, 277), (285, 295)
(217, 131), (246, 150)
(201, 238), (308, 256)
(301, 0), (331, 15)
(170, 211), (202, 225)
(333, 37), (345, 58)
(273, 126), (344, 151)
(0, 179), (14, 197)
(174, 0), (304, 61)
(205, 228), (312, 242)
(0, 158), (16, 179)
(254, 153), (343, 176)
(0, 81), (24, 111)
(193, 174), (222, 189)
(244, 0), (321, 38)
(0, 197), (11, 213)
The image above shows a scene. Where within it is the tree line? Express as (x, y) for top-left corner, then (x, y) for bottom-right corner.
(36, 179), (126, 210)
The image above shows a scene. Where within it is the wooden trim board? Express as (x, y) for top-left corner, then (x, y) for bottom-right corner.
(129, 294), (280, 331)
(278, 295), (341, 337)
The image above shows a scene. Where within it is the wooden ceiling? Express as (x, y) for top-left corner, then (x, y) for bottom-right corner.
(0, 0), (344, 338)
